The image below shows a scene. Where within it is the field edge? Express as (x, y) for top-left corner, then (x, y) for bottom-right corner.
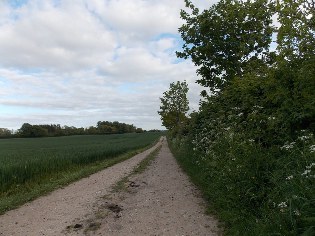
(0, 137), (161, 215)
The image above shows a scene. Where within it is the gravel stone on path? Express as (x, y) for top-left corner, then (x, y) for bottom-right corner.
(96, 138), (219, 236)
(0, 137), (220, 235)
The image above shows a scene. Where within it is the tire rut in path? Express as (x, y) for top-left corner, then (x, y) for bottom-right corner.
(0, 137), (220, 235)
(91, 138), (220, 236)
(0, 138), (163, 236)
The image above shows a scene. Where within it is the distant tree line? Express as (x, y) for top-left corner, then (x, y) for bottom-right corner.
(0, 121), (164, 138)
(0, 128), (13, 138)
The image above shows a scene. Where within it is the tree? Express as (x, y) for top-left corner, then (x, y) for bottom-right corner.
(177, 0), (275, 94)
(158, 81), (189, 131)
(173, 0), (315, 234)
(96, 121), (137, 134)
(0, 128), (12, 137)
(276, 0), (315, 63)
(18, 123), (48, 137)
(274, 0), (315, 133)
(136, 128), (144, 133)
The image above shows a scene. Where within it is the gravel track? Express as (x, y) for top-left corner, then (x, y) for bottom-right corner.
(0, 137), (219, 235)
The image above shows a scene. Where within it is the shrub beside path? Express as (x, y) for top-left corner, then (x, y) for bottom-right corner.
(0, 137), (219, 235)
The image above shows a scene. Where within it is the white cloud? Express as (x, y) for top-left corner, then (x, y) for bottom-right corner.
(0, 2), (10, 25)
(0, 0), (217, 130)
(0, 1), (117, 71)
(86, 0), (185, 44)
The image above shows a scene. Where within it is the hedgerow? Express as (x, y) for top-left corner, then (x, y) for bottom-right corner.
(164, 0), (315, 235)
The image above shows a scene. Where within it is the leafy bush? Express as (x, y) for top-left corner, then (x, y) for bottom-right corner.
(170, 126), (315, 235)
(165, 1), (315, 235)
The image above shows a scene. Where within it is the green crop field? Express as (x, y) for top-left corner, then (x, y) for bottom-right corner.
(0, 132), (161, 198)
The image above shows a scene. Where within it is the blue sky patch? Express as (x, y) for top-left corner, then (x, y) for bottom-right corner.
(7, 0), (28, 9)
(0, 0), (202, 130)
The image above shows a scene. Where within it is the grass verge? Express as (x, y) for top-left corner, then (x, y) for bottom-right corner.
(0, 140), (160, 215)
(112, 144), (162, 193)
(168, 134), (315, 235)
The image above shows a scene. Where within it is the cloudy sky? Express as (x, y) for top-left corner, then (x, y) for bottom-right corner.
(0, 0), (217, 131)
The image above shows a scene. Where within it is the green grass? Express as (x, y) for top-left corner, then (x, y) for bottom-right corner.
(132, 145), (161, 175)
(169, 134), (315, 235)
(112, 145), (162, 193)
(0, 132), (162, 214)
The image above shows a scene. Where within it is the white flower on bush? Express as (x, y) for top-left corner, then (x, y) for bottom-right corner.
(301, 169), (311, 176)
(309, 145), (315, 153)
(298, 133), (313, 141)
(286, 175), (293, 180)
(306, 163), (315, 169)
(301, 164), (315, 178)
(278, 201), (287, 208)
(280, 142), (296, 150)
(253, 105), (264, 109)
(278, 201), (288, 212)
(294, 210), (301, 216)
(251, 110), (258, 114)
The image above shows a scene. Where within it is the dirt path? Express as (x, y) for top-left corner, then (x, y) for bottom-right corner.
(0, 137), (219, 236)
